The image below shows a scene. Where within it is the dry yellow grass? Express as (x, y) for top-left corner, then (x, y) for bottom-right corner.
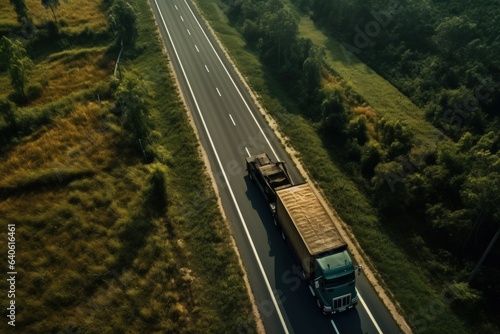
(1, 0), (111, 105)
(31, 47), (111, 105)
(0, 48), (111, 105)
(1, 0), (107, 33)
(0, 2), (18, 26)
(352, 106), (376, 120)
(0, 102), (115, 188)
(37, 0), (105, 30)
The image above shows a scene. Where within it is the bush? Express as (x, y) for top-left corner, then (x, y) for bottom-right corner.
(26, 82), (43, 101)
(145, 164), (168, 216)
(347, 115), (369, 145)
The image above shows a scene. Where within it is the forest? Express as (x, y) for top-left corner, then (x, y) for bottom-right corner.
(216, 0), (499, 332)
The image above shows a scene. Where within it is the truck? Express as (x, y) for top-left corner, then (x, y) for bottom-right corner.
(246, 153), (361, 314)
(246, 153), (293, 213)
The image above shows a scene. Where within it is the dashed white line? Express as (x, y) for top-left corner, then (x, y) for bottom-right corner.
(183, 0), (280, 162)
(152, 2), (288, 332)
(187, 29), (191, 35)
(331, 320), (340, 334)
(195, 45), (199, 52)
(245, 147), (251, 157)
(205, 65), (209, 72)
(216, 87), (221, 96)
(180, 15), (184, 22)
(175, 4), (178, 10)
(229, 114), (236, 126)
(357, 289), (384, 334)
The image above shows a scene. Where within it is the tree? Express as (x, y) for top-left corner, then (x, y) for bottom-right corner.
(0, 36), (33, 99)
(361, 141), (382, 178)
(433, 16), (477, 55)
(109, 0), (138, 49)
(41, 0), (60, 23)
(114, 76), (147, 139)
(302, 45), (324, 101)
(347, 115), (369, 145)
(378, 119), (413, 159)
(371, 161), (409, 214)
(320, 84), (348, 139)
(9, 0), (28, 22)
(241, 19), (260, 46)
(259, 8), (298, 67)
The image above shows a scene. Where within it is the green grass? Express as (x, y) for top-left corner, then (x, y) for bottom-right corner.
(297, 16), (446, 149)
(193, 0), (475, 333)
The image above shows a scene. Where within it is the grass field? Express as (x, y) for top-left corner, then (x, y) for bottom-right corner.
(297, 16), (446, 149)
(0, 0), (107, 33)
(0, 0), (257, 332)
(193, 0), (475, 333)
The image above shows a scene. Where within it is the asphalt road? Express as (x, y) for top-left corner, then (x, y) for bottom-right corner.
(150, 0), (403, 333)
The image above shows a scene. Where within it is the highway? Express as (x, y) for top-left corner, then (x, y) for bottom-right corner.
(150, 0), (403, 333)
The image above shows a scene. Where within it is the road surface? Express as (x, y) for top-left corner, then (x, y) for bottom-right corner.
(149, 0), (403, 333)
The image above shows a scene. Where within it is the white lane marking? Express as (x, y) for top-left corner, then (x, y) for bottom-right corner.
(195, 45), (199, 52)
(357, 289), (383, 334)
(152, 3), (289, 333)
(205, 65), (209, 72)
(180, 15), (184, 22)
(332, 320), (340, 334)
(183, 0), (280, 162)
(175, 4), (178, 10)
(216, 87), (221, 96)
(187, 29), (191, 35)
(245, 147), (251, 157)
(308, 285), (315, 296)
(331, 320), (340, 334)
(229, 114), (236, 126)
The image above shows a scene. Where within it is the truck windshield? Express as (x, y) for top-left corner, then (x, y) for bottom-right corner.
(325, 272), (355, 288)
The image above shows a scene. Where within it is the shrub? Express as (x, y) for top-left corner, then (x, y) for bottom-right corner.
(26, 82), (43, 101)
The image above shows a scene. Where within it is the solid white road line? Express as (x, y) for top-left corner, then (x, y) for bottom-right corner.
(154, 2), (289, 333)
(357, 289), (383, 334)
(205, 65), (209, 72)
(245, 147), (251, 157)
(182, 0), (280, 162)
(195, 45), (199, 52)
(331, 320), (340, 334)
(216, 87), (221, 96)
(229, 114), (236, 126)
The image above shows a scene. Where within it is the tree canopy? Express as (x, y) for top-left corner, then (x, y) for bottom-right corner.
(109, 0), (138, 49)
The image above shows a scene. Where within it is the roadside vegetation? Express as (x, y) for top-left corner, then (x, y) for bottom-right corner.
(0, 0), (256, 333)
(194, 0), (500, 333)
